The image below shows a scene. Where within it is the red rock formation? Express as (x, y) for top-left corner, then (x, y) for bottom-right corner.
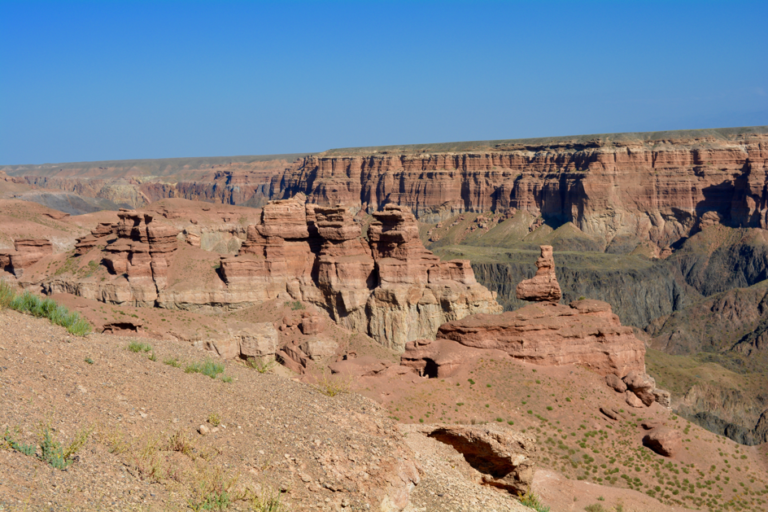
(273, 131), (768, 248)
(100, 210), (180, 305)
(515, 245), (562, 302)
(434, 299), (645, 377)
(642, 427), (682, 457)
(0, 239), (53, 277)
(45, 196), (500, 351)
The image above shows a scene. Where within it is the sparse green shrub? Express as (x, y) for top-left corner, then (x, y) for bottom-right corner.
(3, 429), (36, 456)
(221, 375), (233, 383)
(5, 289), (91, 336)
(4, 425), (90, 470)
(314, 370), (352, 397)
(164, 357), (182, 368)
(148, 352), (157, 362)
(85, 356), (94, 364)
(0, 281), (15, 308)
(246, 357), (275, 374)
(518, 490), (550, 511)
(284, 300), (304, 310)
(249, 487), (285, 512)
(128, 341), (153, 353)
(584, 504), (606, 512)
(185, 358), (225, 379)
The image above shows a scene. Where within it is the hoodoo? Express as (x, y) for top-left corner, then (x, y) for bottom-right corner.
(43, 196), (501, 351)
(402, 245), (671, 408)
(515, 245), (562, 302)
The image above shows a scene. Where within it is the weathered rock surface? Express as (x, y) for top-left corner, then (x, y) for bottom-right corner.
(41, 197), (500, 351)
(605, 374), (627, 393)
(413, 424), (536, 494)
(0, 239), (53, 277)
(515, 245), (561, 302)
(642, 427), (682, 457)
(433, 299), (645, 377)
(273, 129), (768, 249)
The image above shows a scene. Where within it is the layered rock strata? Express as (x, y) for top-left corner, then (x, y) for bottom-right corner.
(43, 196), (500, 351)
(401, 246), (670, 407)
(7, 128), (768, 250)
(274, 130), (768, 249)
(0, 239), (53, 277)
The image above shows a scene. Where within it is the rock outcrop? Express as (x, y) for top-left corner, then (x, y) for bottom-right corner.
(642, 427), (682, 457)
(43, 196), (500, 351)
(515, 245), (561, 302)
(8, 128), (768, 250)
(400, 246), (671, 408)
(412, 424), (536, 494)
(0, 239), (53, 277)
(432, 299), (645, 376)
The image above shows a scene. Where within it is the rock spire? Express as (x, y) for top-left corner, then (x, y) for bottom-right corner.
(516, 245), (562, 303)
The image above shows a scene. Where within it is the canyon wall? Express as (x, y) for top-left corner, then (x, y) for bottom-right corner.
(273, 129), (768, 248)
(6, 127), (768, 254)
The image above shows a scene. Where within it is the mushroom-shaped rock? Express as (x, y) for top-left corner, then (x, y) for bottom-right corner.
(515, 245), (562, 302)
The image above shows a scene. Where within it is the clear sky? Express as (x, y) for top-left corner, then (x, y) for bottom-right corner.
(1, 0), (766, 165)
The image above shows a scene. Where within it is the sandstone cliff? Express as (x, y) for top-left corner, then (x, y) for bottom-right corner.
(41, 197), (501, 351)
(273, 128), (768, 249)
(6, 127), (768, 254)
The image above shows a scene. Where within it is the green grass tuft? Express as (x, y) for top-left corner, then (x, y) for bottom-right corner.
(127, 341), (153, 353)
(185, 358), (225, 379)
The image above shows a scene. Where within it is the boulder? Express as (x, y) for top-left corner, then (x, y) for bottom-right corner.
(515, 245), (562, 303)
(605, 374), (627, 393)
(653, 388), (672, 408)
(239, 323), (278, 361)
(299, 313), (326, 335)
(625, 390), (645, 408)
(623, 371), (656, 406)
(300, 337), (338, 361)
(642, 427), (682, 457)
(600, 406), (620, 421)
(420, 424), (536, 494)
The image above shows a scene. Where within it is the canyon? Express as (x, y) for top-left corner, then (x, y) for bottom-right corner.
(3, 126), (768, 511)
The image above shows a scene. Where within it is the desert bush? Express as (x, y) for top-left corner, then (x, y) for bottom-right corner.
(4, 288), (91, 335)
(314, 370), (352, 397)
(249, 486), (285, 512)
(185, 358), (225, 379)
(518, 490), (550, 511)
(284, 300), (304, 310)
(4, 424), (90, 470)
(584, 504), (607, 512)
(188, 465), (238, 512)
(167, 429), (196, 458)
(164, 356), (182, 368)
(0, 281), (15, 308)
(128, 341), (153, 353)
(246, 357), (275, 374)
(207, 412), (221, 427)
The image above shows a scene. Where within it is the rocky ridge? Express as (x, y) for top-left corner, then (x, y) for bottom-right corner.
(40, 196), (501, 351)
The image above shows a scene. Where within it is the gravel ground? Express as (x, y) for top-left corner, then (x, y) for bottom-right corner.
(0, 309), (420, 511)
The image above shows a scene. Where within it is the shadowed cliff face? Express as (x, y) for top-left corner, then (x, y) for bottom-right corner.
(275, 130), (768, 250)
(5, 127), (768, 251)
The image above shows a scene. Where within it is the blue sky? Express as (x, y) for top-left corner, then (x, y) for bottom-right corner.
(1, 0), (766, 164)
